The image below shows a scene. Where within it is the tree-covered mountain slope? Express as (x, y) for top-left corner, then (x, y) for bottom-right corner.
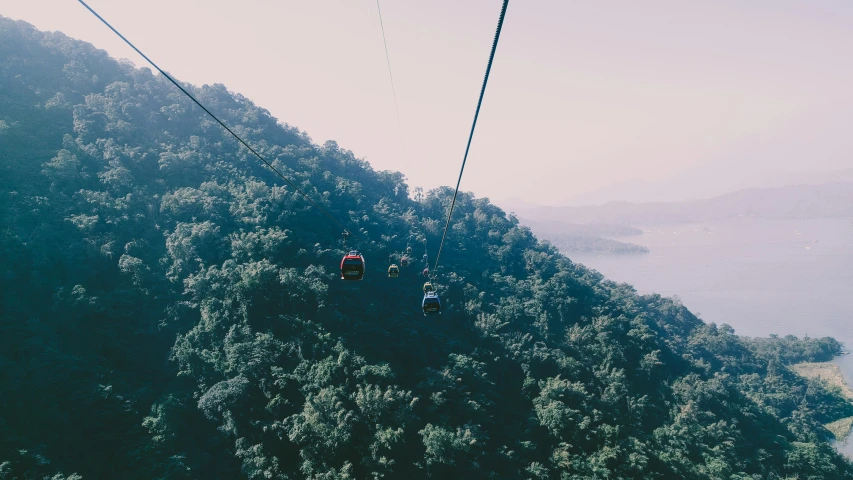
(2, 17), (852, 479)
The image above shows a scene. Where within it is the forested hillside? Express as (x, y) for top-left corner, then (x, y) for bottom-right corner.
(3, 17), (853, 479)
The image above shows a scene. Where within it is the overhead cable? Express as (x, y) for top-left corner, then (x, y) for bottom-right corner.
(78, 0), (355, 237)
(433, 0), (510, 274)
(375, 0), (409, 163)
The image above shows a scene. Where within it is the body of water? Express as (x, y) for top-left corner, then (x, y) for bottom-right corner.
(571, 218), (853, 340)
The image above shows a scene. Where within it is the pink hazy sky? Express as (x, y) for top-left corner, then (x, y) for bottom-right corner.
(3, 0), (853, 204)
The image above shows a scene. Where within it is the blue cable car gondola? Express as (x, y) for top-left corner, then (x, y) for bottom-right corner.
(422, 291), (441, 315)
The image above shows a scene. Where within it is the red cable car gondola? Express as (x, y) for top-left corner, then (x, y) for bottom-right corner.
(340, 250), (365, 280)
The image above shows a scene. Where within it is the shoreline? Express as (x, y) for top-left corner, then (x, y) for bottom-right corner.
(790, 361), (853, 445)
(790, 362), (853, 402)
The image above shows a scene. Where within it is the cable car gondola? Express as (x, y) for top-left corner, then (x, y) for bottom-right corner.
(401, 256), (409, 267)
(340, 250), (365, 280)
(423, 281), (434, 293)
(388, 264), (399, 278)
(422, 268), (430, 277)
(406, 245), (412, 254)
(422, 291), (441, 315)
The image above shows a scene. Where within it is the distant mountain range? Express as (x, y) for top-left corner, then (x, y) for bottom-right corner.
(553, 167), (853, 206)
(510, 182), (853, 227)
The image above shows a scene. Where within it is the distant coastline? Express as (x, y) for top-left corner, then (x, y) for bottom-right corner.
(542, 233), (649, 255)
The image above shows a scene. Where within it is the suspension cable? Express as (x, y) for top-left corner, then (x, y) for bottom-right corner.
(374, 0), (408, 163)
(432, 0), (509, 275)
(78, 0), (355, 238)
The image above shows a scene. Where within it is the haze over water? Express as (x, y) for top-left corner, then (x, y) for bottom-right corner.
(571, 218), (853, 340)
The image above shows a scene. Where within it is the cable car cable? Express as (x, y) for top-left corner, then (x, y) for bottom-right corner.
(78, 0), (356, 239)
(374, 0), (408, 163)
(432, 0), (509, 275)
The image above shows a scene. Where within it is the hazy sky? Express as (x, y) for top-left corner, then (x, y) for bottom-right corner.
(3, 0), (853, 205)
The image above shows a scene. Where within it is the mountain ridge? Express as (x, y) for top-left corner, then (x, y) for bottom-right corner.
(554, 163), (853, 206)
(510, 182), (853, 227)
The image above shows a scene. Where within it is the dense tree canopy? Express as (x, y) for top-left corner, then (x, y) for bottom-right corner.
(1, 17), (852, 479)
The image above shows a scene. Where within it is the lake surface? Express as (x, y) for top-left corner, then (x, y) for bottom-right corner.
(570, 218), (853, 340)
